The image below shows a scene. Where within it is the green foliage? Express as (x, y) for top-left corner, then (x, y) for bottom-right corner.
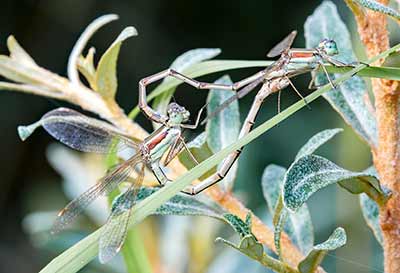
(178, 132), (216, 180)
(283, 154), (387, 211)
(223, 213), (253, 237)
(305, 1), (377, 146)
(262, 165), (314, 256)
(298, 227), (347, 273)
(360, 193), (383, 245)
(136, 187), (224, 219)
(206, 75), (240, 191)
(295, 128), (343, 160)
(95, 27), (137, 99)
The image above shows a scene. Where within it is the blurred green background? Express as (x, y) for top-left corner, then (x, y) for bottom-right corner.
(0, 0), (393, 272)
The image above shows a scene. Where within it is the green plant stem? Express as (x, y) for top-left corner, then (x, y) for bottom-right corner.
(39, 44), (400, 273)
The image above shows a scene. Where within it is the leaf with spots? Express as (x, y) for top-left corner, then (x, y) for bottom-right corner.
(298, 227), (347, 273)
(360, 193), (383, 246)
(295, 128), (343, 160)
(304, 1), (377, 146)
(262, 164), (314, 256)
(283, 154), (387, 212)
(136, 187), (224, 220)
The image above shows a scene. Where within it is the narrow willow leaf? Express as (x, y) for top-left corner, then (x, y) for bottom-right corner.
(354, 0), (400, 20)
(262, 165), (314, 255)
(0, 56), (44, 84)
(152, 48), (221, 128)
(77, 47), (96, 89)
(223, 213), (252, 238)
(295, 128), (343, 160)
(95, 26), (137, 98)
(360, 193), (383, 245)
(136, 187), (224, 219)
(298, 227), (347, 273)
(178, 132), (216, 180)
(38, 46), (399, 273)
(7, 36), (37, 67)
(68, 14), (119, 84)
(305, 1), (377, 146)
(206, 75), (240, 191)
(283, 154), (386, 212)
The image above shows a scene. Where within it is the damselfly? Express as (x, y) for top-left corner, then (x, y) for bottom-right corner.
(18, 70), (211, 263)
(202, 30), (353, 121)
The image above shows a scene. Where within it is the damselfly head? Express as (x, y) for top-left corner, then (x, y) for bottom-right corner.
(317, 39), (339, 56)
(167, 102), (190, 124)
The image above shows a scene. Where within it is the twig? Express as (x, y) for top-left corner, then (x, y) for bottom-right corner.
(345, 1), (400, 272)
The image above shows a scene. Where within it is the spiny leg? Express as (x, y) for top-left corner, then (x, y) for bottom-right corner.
(139, 69), (268, 124)
(181, 84), (271, 195)
(286, 77), (310, 109)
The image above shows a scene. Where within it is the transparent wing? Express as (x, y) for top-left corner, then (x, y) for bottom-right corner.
(267, 30), (297, 58)
(99, 163), (145, 264)
(51, 154), (141, 234)
(20, 107), (138, 153)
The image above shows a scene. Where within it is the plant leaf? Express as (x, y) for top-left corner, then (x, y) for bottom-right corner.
(360, 193), (383, 246)
(354, 0), (400, 20)
(95, 26), (137, 98)
(298, 227), (347, 273)
(37, 45), (399, 273)
(223, 213), (252, 238)
(178, 132), (216, 180)
(7, 36), (37, 67)
(262, 165), (314, 255)
(77, 47), (96, 89)
(152, 48), (221, 128)
(304, 1), (377, 146)
(206, 75), (240, 191)
(135, 187), (224, 219)
(283, 154), (387, 212)
(295, 128), (343, 160)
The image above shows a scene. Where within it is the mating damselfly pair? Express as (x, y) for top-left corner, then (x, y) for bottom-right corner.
(18, 29), (355, 263)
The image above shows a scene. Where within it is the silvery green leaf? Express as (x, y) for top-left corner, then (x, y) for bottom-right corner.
(136, 187), (224, 219)
(360, 193), (383, 246)
(298, 227), (347, 273)
(7, 36), (37, 68)
(0, 55), (44, 84)
(206, 75), (240, 191)
(95, 26), (137, 98)
(354, 0), (400, 20)
(178, 132), (216, 180)
(262, 165), (314, 255)
(152, 48), (221, 128)
(304, 1), (377, 146)
(283, 154), (386, 212)
(295, 128), (343, 160)
(223, 213), (252, 238)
